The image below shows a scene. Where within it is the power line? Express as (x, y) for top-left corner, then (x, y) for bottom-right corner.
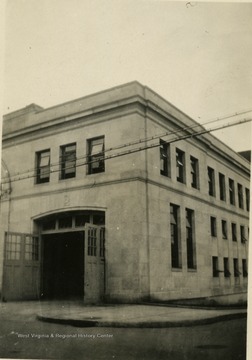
(1, 117), (251, 185)
(2, 109), (251, 182)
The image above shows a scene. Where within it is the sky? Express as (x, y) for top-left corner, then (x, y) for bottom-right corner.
(1, 0), (252, 152)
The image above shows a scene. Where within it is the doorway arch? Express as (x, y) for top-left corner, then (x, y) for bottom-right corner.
(37, 210), (106, 302)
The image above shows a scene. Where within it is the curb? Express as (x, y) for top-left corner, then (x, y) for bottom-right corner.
(36, 311), (247, 328)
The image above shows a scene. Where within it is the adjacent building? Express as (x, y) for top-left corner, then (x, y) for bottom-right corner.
(0, 82), (250, 304)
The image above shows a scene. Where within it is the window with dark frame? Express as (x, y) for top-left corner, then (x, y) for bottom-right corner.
(208, 167), (215, 196)
(219, 173), (226, 201)
(237, 183), (244, 209)
(60, 143), (76, 179)
(240, 225), (246, 244)
(36, 149), (50, 184)
(88, 136), (105, 174)
(210, 216), (217, 237)
(224, 257), (231, 278)
(160, 139), (170, 177)
(221, 220), (227, 239)
(231, 223), (237, 242)
(233, 258), (240, 277)
(245, 188), (250, 211)
(212, 256), (219, 277)
(186, 208), (196, 269)
(170, 204), (181, 269)
(229, 178), (235, 205)
(242, 259), (248, 277)
(190, 156), (199, 189)
(176, 148), (185, 183)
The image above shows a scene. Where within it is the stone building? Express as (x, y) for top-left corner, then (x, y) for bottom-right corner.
(0, 82), (250, 304)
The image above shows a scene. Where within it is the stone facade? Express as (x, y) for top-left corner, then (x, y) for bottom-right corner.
(0, 82), (250, 304)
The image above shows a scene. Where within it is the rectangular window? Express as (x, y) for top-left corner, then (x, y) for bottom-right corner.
(237, 184), (244, 209)
(231, 223), (237, 242)
(208, 167), (215, 196)
(5, 233), (21, 260)
(245, 188), (250, 211)
(36, 149), (50, 183)
(88, 136), (105, 174)
(224, 257), (231, 278)
(88, 228), (97, 256)
(242, 259), (248, 277)
(25, 236), (39, 261)
(170, 204), (181, 269)
(60, 143), (76, 179)
(58, 216), (72, 229)
(186, 208), (196, 269)
(42, 218), (56, 231)
(212, 256), (219, 277)
(222, 220), (227, 239)
(75, 214), (90, 227)
(240, 225), (246, 244)
(176, 148), (185, 183)
(229, 179), (235, 205)
(190, 156), (199, 189)
(219, 173), (226, 201)
(233, 258), (240, 277)
(160, 140), (170, 177)
(210, 216), (217, 237)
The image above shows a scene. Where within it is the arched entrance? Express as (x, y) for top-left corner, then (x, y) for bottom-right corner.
(39, 211), (106, 303)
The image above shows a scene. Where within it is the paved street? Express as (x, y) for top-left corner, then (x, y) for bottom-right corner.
(0, 315), (247, 359)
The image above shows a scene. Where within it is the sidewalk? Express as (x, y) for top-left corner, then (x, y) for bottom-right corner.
(0, 300), (247, 328)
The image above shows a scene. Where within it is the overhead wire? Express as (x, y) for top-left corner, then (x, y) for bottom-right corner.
(1, 109), (252, 183)
(1, 116), (251, 185)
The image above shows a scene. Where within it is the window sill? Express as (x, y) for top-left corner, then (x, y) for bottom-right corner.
(171, 267), (182, 272)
